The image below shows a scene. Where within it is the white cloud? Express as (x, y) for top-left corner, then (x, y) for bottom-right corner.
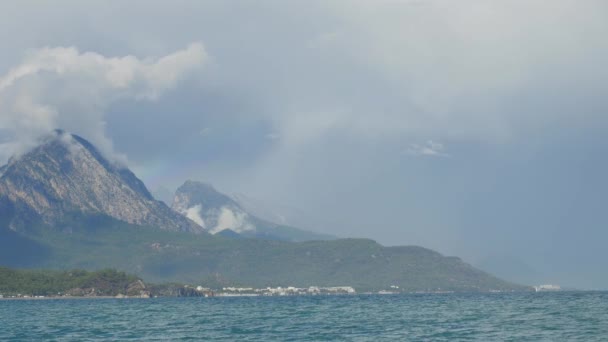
(185, 204), (206, 228)
(405, 140), (448, 157)
(210, 206), (255, 234)
(257, 0), (608, 147)
(0, 42), (207, 164)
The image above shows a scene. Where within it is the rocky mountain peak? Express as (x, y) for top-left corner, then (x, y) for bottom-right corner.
(171, 180), (336, 241)
(172, 180), (254, 234)
(0, 131), (203, 233)
(174, 181), (240, 210)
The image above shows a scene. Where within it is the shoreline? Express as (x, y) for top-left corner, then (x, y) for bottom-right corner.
(0, 296), (151, 301)
(2, 290), (584, 302)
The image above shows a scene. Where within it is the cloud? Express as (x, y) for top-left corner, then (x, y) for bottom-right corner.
(185, 204), (206, 228)
(0, 42), (207, 164)
(181, 204), (256, 234)
(210, 207), (255, 234)
(405, 140), (449, 157)
(242, 0), (608, 148)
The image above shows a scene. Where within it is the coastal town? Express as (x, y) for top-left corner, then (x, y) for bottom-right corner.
(0, 285), (357, 299)
(202, 286), (357, 297)
(2, 283), (541, 299)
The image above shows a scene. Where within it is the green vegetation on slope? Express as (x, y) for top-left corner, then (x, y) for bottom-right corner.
(243, 216), (337, 242)
(0, 214), (528, 292)
(0, 267), (140, 297)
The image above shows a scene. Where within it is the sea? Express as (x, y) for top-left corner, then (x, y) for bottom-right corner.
(1, 292), (607, 341)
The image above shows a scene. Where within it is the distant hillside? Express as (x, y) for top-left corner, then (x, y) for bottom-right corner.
(0, 217), (528, 292)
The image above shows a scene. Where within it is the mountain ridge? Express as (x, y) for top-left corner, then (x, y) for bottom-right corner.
(0, 218), (528, 292)
(0, 131), (202, 233)
(172, 180), (336, 241)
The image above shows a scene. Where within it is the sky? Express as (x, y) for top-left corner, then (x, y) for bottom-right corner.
(0, 0), (607, 289)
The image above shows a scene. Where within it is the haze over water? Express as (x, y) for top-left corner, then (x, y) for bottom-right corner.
(2, 292), (607, 341)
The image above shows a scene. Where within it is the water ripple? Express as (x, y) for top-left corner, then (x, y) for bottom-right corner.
(1, 292), (607, 341)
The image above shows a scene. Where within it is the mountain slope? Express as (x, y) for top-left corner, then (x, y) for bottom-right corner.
(0, 131), (202, 233)
(172, 180), (246, 233)
(172, 180), (335, 241)
(0, 219), (528, 292)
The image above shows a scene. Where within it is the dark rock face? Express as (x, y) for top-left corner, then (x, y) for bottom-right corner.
(150, 284), (206, 297)
(126, 279), (151, 297)
(0, 131), (203, 233)
(65, 280), (150, 298)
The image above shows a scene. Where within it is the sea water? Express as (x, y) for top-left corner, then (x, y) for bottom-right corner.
(1, 292), (607, 341)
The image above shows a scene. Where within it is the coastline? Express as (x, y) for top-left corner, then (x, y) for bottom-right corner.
(0, 296), (151, 301)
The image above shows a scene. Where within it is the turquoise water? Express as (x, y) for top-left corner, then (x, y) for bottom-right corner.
(1, 292), (607, 341)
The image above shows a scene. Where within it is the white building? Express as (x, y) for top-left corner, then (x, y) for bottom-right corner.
(534, 284), (561, 292)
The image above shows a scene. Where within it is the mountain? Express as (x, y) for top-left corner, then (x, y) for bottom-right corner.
(0, 218), (527, 292)
(0, 131), (528, 291)
(172, 180), (246, 233)
(172, 180), (335, 242)
(0, 131), (202, 234)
